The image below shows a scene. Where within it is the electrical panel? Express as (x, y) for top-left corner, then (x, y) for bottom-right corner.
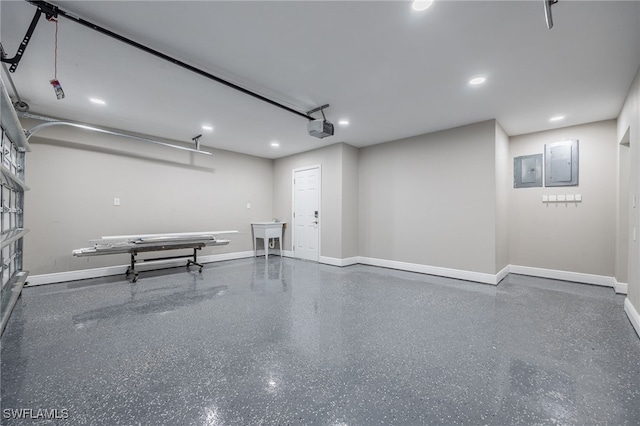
(545, 140), (578, 187)
(514, 154), (542, 188)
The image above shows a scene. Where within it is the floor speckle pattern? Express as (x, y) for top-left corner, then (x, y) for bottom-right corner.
(1, 258), (639, 425)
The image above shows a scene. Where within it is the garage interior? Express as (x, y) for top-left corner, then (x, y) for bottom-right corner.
(1, 1), (639, 424)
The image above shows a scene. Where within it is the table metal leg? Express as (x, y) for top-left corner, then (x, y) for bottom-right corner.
(126, 252), (139, 282)
(186, 248), (204, 273)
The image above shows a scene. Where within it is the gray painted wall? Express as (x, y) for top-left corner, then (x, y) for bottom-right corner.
(618, 67), (640, 311)
(358, 120), (498, 275)
(23, 125), (273, 275)
(617, 132), (630, 284)
(21, 102), (635, 312)
(495, 122), (510, 272)
(273, 143), (344, 258)
(509, 120), (617, 277)
(341, 144), (359, 259)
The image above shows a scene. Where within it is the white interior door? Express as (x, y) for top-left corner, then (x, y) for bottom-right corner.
(293, 167), (320, 261)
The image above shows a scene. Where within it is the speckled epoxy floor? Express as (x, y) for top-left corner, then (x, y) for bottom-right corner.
(1, 258), (639, 425)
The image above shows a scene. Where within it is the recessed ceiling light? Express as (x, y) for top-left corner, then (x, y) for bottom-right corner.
(469, 77), (486, 86)
(549, 115), (565, 122)
(89, 98), (106, 105)
(271, 142), (280, 148)
(338, 120), (350, 126)
(202, 125), (214, 131)
(412, 0), (433, 11)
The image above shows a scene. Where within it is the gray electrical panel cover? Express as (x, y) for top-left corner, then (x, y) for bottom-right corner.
(545, 139), (578, 187)
(514, 154), (543, 188)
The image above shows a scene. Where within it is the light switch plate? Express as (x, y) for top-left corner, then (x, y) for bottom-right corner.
(113, 197), (120, 206)
(549, 195), (557, 202)
(557, 194), (566, 202)
(566, 194), (575, 201)
(542, 195), (548, 202)
(575, 194), (582, 202)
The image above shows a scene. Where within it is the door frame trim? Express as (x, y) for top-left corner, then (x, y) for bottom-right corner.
(291, 164), (322, 261)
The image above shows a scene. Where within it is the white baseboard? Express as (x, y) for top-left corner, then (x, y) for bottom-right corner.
(320, 256), (503, 284)
(509, 265), (614, 288)
(357, 256), (500, 285)
(496, 265), (510, 284)
(29, 252), (626, 296)
(199, 251), (255, 264)
(27, 265), (129, 286)
(624, 298), (640, 338)
(254, 248), (291, 258)
(319, 256), (360, 267)
(614, 279), (628, 295)
(26, 251), (255, 286)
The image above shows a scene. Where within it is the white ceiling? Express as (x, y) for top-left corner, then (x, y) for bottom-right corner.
(1, 1), (639, 159)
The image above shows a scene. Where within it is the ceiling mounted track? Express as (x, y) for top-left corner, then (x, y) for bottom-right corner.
(2, 0), (319, 122)
(19, 112), (212, 155)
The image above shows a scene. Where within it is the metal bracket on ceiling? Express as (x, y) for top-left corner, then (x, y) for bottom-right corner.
(0, 7), (50, 73)
(30, 0), (59, 20)
(544, 0), (559, 30)
(191, 134), (202, 151)
(1, 2), (59, 72)
(306, 104), (330, 121)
